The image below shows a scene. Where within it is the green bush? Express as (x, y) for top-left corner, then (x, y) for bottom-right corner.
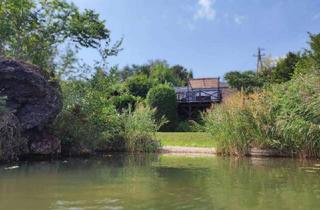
(54, 77), (167, 154)
(53, 80), (123, 154)
(111, 94), (137, 112)
(125, 74), (152, 98)
(150, 63), (179, 86)
(121, 103), (166, 152)
(175, 120), (195, 132)
(146, 84), (177, 131)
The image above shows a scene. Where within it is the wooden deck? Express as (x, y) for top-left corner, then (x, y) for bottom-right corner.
(175, 78), (223, 119)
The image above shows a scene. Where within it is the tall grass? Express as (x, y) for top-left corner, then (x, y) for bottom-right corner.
(202, 92), (262, 155)
(121, 103), (167, 152)
(203, 72), (320, 158)
(270, 73), (320, 157)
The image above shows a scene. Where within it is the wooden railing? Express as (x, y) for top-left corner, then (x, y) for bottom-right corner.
(176, 89), (221, 103)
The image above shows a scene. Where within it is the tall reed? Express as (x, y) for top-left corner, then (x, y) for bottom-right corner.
(202, 72), (320, 158)
(121, 103), (167, 152)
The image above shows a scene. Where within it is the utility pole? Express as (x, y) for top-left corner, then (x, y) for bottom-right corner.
(254, 48), (265, 73)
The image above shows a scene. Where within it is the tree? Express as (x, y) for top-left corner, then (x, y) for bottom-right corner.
(294, 33), (320, 76)
(0, 0), (121, 76)
(170, 65), (193, 86)
(125, 74), (152, 98)
(117, 60), (193, 87)
(111, 94), (137, 112)
(224, 71), (263, 93)
(150, 63), (179, 86)
(146, 84), (177, 131)
(271, 52), (300, 83)
(309, 32), (320, 68)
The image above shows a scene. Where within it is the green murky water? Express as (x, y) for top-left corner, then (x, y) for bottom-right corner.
(1, 154), (320, 210)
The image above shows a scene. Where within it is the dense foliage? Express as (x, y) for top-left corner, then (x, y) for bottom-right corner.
(0, 0), (121, 77)
(112, 94), (137, 112)
(203, 33), (320, 158)
(1, 0), (193, 154)
(147, 84), (178, 131)
(54, 72), (163, 153)
(271, 52), (300, 83)
(224, 71), (263, 93)
(125, 74), (152, 98)
(119, 60), (193, 87)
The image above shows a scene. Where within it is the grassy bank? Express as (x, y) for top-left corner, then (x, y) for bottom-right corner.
(202, 73), (320, 157)
(156, 132), (215, 147)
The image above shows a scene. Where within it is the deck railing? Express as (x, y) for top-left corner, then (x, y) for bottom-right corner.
(176, 88), (221, 103)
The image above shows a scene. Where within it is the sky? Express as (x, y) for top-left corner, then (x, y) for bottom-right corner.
(70, 0), (320, 78)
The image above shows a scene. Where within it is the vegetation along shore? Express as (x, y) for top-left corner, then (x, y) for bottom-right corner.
(0, 0), (319, 162)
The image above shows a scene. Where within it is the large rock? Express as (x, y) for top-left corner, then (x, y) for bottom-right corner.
(0, 112), (28, 161)
(0, 58), (62, 161)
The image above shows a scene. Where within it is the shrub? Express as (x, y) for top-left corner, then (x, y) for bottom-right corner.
(111, 94), (137, 112)
(125, 74), (152, 98)
(175, 120), (196, 132)
(54, 79), (167, 154)
(53, 80), (123, 154)
(121, 103), (166, 152)
(150, 63), (179, 86)
(146, 84), (177, 131)
(224, 71), (264, 93)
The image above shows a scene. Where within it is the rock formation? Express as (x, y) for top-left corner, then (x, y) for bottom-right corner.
(0, 58), (62, 161)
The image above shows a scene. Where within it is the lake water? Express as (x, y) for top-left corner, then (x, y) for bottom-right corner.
(1, 154), (320, 210)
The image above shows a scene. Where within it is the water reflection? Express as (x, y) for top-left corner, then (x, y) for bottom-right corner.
(0, 155), (320, 210)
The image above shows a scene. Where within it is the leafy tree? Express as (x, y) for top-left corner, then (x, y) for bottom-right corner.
(170, 65), (193, 86)
(271, 52), (300, 83)
(150, 63), (179, 86)
(125, 74), (152, 98)
(294, 33), (320, 76)
(308, 32), (320, 68)
(146, 84), (177, 131)
(224, 71), (263, 93)
(118, 60), (192, 87)
(0, 0), (121, 76)
(118, 64), (151, 81)
(111, 94), (137, 112)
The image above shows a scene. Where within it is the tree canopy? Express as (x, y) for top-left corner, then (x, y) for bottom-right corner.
(224, 70), (263, 93)
(0, 0), (121, 76)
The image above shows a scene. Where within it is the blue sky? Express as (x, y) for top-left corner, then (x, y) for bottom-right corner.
(71, 0), (320, 77)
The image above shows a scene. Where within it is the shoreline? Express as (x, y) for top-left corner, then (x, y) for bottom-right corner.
(160, 146), (299, 158)
(0, 146), (314, 164)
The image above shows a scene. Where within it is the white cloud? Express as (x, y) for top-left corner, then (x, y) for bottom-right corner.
(234, 15), (246, 25)
(194, 0), (216, 21)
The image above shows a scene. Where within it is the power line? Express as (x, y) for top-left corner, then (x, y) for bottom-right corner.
(253, 48), (265, 73)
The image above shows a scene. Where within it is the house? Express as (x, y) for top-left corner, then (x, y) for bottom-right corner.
(175, 77), (230, 119)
